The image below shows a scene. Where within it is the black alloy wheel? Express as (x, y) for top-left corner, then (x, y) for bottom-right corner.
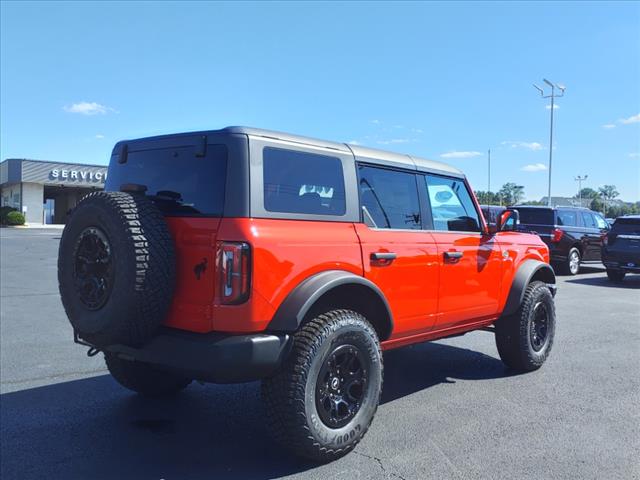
(315, 344), (367, 429)
(73, 227), (114, 310)
(529, 301), (550, 352)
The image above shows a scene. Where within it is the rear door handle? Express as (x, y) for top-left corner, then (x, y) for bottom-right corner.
(444, 251), (463, 262)
(370, 252), (397, 266)
(371, 252), (397, 261)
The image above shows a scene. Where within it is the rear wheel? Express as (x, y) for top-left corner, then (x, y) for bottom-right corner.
(606, 269), (626, 282)
(105, 353), (191, 397)
(495, 281), (556, 372)
(262, 309), (383, 462)
(561, 247), (581, 275)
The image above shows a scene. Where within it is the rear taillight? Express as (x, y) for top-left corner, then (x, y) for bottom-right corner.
(217, 241), (251, 304)
(551, 228), (564, 243)
(602, 234), (609, 246)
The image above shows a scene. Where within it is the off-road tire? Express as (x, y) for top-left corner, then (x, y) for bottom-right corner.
(606, 268), (626, 282)
(105, 353), (191, 397)
(262, 309), (383, 462)
(560, 247), (581, 275)
(58, 191), (175, 347)
(495, 281), (555, 372)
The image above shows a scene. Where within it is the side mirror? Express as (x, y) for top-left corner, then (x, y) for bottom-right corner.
(498, 209), (519, 232)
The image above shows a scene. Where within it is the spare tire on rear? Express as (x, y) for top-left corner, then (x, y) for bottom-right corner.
(58, 191), (176, 348)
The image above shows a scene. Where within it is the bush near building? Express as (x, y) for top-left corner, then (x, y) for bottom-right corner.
(5, 211), (25, 225)
(0, 206), (18, 225)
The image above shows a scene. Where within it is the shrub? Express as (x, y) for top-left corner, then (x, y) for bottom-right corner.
(5, 211), (25, 225)
(0, 206), (17, 224)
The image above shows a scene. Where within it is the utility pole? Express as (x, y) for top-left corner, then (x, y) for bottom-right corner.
(534, 79), (566, 207)
(575, 175), (588, 206)
(487, 149), (491, 204)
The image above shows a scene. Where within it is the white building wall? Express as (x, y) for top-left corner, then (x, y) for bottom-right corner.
(21, 182), (44, 224)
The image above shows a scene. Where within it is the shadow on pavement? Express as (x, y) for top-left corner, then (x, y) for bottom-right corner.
(565, 273), (640, 289)
(1, 342), (511, 480)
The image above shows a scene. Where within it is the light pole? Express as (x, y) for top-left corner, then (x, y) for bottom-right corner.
(534, 79), (566, 206)
(487, 149), (491, 203)
(575, 174), (588, 205)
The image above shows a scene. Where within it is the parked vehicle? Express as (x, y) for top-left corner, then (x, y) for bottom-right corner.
(511, 205), (609, 275)
(602, 215), (640, 281)
(480, 204), (506, 225)
(58, 127), (557, 462)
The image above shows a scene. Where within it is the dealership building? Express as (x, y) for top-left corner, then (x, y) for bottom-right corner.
(1, 159), (108, 225)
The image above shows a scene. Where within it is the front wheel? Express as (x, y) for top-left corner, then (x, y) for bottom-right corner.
(495, 281), (556, 372)
(262, 309), (383, 462)
(606, 269), (626, 282)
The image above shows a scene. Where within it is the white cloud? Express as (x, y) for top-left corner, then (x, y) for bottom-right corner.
(619, 113), (640, 125)
(521, 163), (547, 172)
(502, 141), (544, 151)
(64, 102), (115, 115)
(411, 128), (423, 133)
(440, 151), (482, 159)
(545, 104), (560, 110)
(347, 140), (361, 145)
(602, 124), (616, 130)
(377, 138), (412, 145)
(95, 134), (105, 139)
(629, 152), (639, 158)
(370, 119), (381, 125)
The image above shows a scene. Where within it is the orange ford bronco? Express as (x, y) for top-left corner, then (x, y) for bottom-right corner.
(58, 127), (557, 461)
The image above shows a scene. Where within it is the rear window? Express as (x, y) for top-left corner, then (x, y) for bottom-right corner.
(263, 147), (346, 216)
(613, 217), (640, 234)
(515, 208), (554, 225)
(105, 144), (227, 216)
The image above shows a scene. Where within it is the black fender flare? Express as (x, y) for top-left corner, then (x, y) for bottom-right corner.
(503, 260), (556, 316)
(267, 270), (393, 334)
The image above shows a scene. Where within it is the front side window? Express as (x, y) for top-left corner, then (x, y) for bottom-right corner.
(581, 212), (596, 228)
(425, 175), (481, 232)
(358, 165), (421, 229)
(263, 147), (345, 216)
(594, 213), (608, 229)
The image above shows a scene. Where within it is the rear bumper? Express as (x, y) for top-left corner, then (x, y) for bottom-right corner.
(104, 328), (292, 384)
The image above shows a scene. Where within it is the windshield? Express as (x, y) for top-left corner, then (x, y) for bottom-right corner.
(105, 144), (227, 216)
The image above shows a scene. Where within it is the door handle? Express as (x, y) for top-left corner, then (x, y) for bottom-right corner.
(444, 251), (463, 262)
(370, 252), (396, 266)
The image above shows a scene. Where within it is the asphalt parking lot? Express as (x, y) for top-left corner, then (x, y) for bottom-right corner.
(1, 228), (639, 480)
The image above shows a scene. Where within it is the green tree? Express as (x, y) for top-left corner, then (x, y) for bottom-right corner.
(474, 190), (500, 205)
(575, 187), (599, 200)
(498, 183), (525, 206)
(598, 185), (620, 216)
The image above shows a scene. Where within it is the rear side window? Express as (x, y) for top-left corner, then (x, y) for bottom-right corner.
(517, 208), (554, 225)
(557, 210), (578, 227)
(105, 144), (227, 216)
(358, 165), (421, 229)
(425, 175), (481, 232)
(263, 147), (345, 216)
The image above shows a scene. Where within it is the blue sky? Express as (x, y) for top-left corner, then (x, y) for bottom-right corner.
(1, 1), (639, 201)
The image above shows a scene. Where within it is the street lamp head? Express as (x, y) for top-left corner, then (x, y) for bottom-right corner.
(533, 83), (544, 96)
(557, 83), (566, 92)
(543, 78), (554, 88)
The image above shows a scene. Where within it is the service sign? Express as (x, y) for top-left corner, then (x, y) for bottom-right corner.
(49, 168), (107, 183)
